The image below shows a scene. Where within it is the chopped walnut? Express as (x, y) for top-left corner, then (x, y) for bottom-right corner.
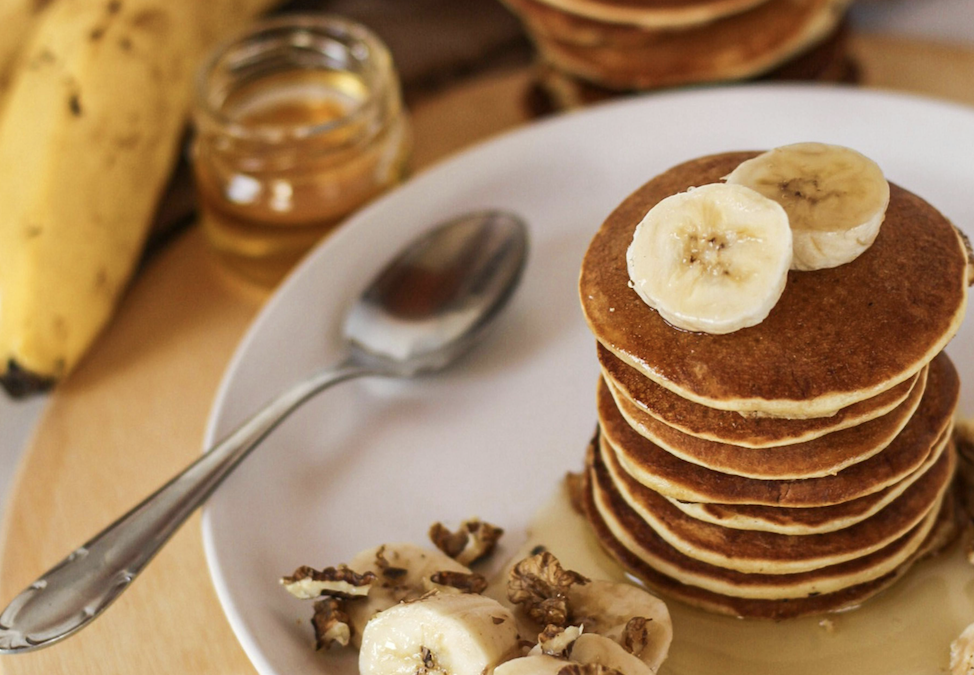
(558, 663), (622, 675)
(375, 545), (409, 581)
(508, 552), (590, 627)
(565, 472), (585, 515)
(621, 617), (651, 657)
(421, 646), (437, 671)
(424, 571), (489, 595)
(311, 597), (352, 650)
(538, 624), (583, 657)
(281, 565), (377, 600)
(429, 518), (504, 566)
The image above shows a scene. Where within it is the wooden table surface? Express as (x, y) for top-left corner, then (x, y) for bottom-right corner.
(1, 33), (973, 675)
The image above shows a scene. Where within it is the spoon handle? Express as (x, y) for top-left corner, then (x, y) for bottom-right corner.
(0, 358), (378, 653)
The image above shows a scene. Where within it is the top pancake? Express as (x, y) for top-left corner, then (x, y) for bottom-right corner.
(579, 151), (969, 417)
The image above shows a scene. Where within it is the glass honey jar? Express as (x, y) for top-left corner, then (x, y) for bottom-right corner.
(192, 15), (411, 286)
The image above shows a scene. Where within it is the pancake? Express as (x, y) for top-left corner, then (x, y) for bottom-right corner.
(531, 22), (855, 111)
(666, 433), (953, 534)
(504, 0), (848, 90)
(524, 0), (773, 29)
(579, 152), (970, 418)
(605, 420), (950, 508)
(601, 367), (926, 479)
(597, 424), (954, 574)
(582, 451), (962, 618)
(588, 437), (950, 596)
(599, 343), (920, 448)
(601, 351), (958, 506)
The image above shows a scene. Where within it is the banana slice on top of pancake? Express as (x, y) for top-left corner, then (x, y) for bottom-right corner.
(626, 182), (792, 335)
(725, 142), (890, 272)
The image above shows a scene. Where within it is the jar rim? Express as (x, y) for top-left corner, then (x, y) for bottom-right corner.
(193, 13), (397, 143)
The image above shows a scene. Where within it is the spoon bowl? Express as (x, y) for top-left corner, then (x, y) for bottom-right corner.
(0, 210), (528, 653)
(345, 211), (528, 374)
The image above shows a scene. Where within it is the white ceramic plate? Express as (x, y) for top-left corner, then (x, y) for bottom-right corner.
(202, 84), (974, 675)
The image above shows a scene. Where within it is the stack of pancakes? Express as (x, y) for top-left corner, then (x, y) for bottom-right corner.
(500, 0), (855, 109)
(578, 151), (973, 619)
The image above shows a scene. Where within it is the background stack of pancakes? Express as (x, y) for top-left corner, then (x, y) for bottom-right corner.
(578, 151), (974, 619)
(499, 0), (856, 109)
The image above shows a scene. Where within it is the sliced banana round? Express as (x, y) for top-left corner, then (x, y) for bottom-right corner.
(359, 592), (521, 675)
(724, 142), (890, 271)
(494, 655), (568, 675)
(570, 634), (656, 675)
(568, 580), (672, 672)
(346, 543), (472, 646)
(626, 182), (792, 334)
(496, 635), (656, 675)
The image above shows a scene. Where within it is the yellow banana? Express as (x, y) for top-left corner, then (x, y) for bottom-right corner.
(0, 0), (278, 396)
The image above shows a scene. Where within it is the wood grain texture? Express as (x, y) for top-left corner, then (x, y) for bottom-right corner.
(0, 33), (971, 675)
(849, 34), (974, 108)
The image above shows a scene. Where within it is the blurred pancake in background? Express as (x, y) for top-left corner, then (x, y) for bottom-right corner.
(501, 0), (856, 110)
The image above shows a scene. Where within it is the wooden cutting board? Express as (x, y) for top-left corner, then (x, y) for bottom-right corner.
(0, 33), (972, 675)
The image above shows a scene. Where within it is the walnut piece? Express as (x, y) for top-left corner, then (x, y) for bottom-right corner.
(508, 552), (590, 627)
(375, 545), (409, 581)
(311, 597), (352, 650)
(429, 518), (504, 566)
(425, 570), (489, 594)
(538, 624), (583, 657)
(281, 565), (377, 600)
(558, 663), (622, 675)
(621, 617), (650, 657)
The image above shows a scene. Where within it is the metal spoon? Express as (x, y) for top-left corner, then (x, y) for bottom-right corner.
(0, 210), (529, 653)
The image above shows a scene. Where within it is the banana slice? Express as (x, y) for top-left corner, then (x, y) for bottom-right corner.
(359, 592), (521, 675)
(569, 580), (671, 672)
(725, 143), (890, 271)
(345, 543), (472, 647)
(497, 634), (656, 675)
(494, 655), (568, 675)
(507, 553), (672, 673)
(626, 182), (792, 334)
(570, 634), (656, 675)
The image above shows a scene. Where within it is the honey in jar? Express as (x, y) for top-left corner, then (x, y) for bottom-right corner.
(193, 15), (410, 286)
